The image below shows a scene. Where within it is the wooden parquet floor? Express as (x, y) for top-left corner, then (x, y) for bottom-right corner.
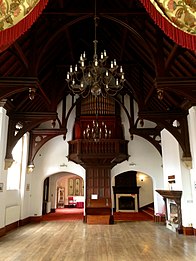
(0, 221), (196, 261)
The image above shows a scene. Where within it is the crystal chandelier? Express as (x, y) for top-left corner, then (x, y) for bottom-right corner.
(83, 119), (111, 141)
(66, 1), (125, 98)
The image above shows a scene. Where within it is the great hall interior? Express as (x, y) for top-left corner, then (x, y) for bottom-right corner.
(0, 0), (196, 260)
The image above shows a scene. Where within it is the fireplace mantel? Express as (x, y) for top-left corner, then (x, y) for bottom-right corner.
(156, 190), (182, 233)
(113, 186), (140, 211)
(156, 190), (182, 202)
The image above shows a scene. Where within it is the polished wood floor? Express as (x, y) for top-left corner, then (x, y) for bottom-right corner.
(0, 220), (196, 261)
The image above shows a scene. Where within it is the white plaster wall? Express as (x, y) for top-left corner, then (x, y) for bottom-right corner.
(111, 135), (164, 214)
(30, 135), (85, 216)
(112, 97), (164, 214)
(20, 133), (32, 220)
(0, 108), (9, 228)
(188, 107), (196, 228)
(0, 109), (31, 227)
(137, 173), (154, 208)
(161, 128), (193, 227)
(161, 129), (182, 190)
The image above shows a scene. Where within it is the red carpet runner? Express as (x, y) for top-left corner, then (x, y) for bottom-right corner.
(42, 208), (84, 221)
(42, 208), (153, 222)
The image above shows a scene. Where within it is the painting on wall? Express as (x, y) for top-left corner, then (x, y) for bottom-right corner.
(68, 178), (74, 196)
(68, 178), (84, 196)
(81, 179), (84, 196)
(75, 178), (80, 196)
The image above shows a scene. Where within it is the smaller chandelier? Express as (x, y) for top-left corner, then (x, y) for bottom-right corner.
(83, 119), (111, 141)
(66, 16), (125, 97)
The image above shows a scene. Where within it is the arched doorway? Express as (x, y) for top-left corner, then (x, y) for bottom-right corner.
(112, 171), (154, 221)
(42, 173), (85, 220)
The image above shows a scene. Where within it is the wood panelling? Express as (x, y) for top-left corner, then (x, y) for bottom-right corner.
(86, 168), (111, 199)
(115, 171), (137, 187)
(86, 198), (112, 224)
(0, 227), (6, 237)
(5, 221), (19, 232)
(87, 215), (111, 224)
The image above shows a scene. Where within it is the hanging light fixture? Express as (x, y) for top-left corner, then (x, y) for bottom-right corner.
(66, 0), (125, 98)
(83, 119), (111, 142)
(29, 87), (36, 100)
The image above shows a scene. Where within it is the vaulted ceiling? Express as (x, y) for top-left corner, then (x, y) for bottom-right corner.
(0, 0), (196, 163)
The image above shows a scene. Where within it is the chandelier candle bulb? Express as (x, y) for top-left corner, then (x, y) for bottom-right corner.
(120, 66), (123, 73)
(75, 65), (77, 71)
(109, 130), (111, 138)
(67, 73), (69, 79)
(70, 65), (73, 72)
(114, 59), (117, 66)
(111, 61), (114, 68)
(101, 53), (103, 59)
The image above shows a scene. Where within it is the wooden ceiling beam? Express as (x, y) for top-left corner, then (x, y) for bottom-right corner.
(12, 43), (29, 69)
(43, 9), (146, 16)
(155, 77), (196, 103)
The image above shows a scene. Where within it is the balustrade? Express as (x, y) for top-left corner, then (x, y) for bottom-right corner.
(69, 139), (127, 155)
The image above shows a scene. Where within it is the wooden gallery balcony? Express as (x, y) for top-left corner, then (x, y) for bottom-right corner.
(68, 139), (129, 167)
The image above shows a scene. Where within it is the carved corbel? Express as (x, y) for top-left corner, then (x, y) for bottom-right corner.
(182, 157), (192, 169)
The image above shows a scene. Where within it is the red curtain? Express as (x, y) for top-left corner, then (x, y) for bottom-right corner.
(139, 0), (196, 51)
(0, 0), (48, 52)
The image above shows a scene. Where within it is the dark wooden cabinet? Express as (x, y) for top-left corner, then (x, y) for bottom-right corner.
(86, 198), (112, 224)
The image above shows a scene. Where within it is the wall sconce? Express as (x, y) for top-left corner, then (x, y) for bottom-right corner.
(139, 175), (145, 182)
(129, 162), (136, 167)
(29, 88), (36, 100)
(157, 89), (164, 100)
(51, 120), (56, 128)
(27, 163), (35, 173)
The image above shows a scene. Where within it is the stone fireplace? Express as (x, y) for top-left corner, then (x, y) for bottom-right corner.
(116, 194), (138, 212)
(156, 190), (182, 233)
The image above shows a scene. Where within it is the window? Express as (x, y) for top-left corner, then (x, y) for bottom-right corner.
(7, 134), (28, 190)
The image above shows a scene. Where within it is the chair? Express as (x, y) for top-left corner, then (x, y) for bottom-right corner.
(68, 196), (76, 207)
